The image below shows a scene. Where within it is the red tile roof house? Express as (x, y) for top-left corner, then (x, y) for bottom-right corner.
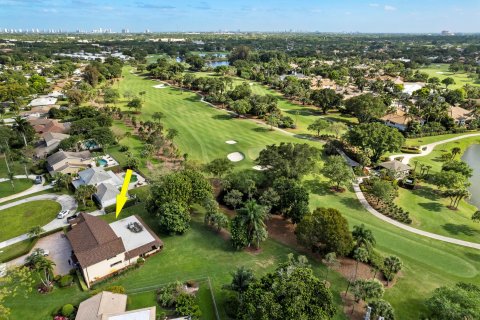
(67, 213), (163, 288)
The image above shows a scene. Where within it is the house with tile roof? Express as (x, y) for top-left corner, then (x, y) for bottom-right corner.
(46, 150), (93, 174)
(28, 118), (70, 134)
(67, 213), (163, 287)
(72, 167), (123, 208)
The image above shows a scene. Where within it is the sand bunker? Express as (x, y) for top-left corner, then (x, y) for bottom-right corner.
(152, 84), (167, 89)
(225, 140), (237, 144)
(227, 152), (244, 162)
(252, 165), (271, 171)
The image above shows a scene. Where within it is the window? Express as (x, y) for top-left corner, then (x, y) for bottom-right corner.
(110, 261), (122, 267)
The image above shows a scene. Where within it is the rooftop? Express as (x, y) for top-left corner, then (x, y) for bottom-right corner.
(28, 96), (57, 107)
(103, 307), (156, 320)
(76, 291), (127, 320)
(110, 215), (155, 252)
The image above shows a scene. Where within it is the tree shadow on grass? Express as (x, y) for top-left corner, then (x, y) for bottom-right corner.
(418, 202), (444, 212)
(323, 116), (354, 125)
(212, 114), (232, 121)
(252, 127), (270, 133)
(284, 108), (318, 117)
(339, 197), (364, 210)
(465, 252), (480, 262)
(303, 179), (332, 196)
(442, 223), (478, 237)
(411, 186), (442, 201)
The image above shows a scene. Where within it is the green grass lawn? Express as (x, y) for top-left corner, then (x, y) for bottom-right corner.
(0, 179), (33, 198)
(0, 238), (36, 263)
(418, 63), (480, 89)
(405, 132), (480, 147)
(0, 200), (61, 242)
(116, 67), (320, 173)
(0, 156), (29, 179)
(395, 184), (480, 242)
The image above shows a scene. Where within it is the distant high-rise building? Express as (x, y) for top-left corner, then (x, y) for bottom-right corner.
(441, 30), (454, 36)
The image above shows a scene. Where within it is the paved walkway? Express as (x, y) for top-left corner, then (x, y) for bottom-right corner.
(0, 176), (53, 204)
(0, 194), (77, 249)
(353, 178), (480, 250)
(389, 133), (480, 164)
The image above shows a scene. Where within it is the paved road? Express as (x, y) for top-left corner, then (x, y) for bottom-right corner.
(0, 175), (53, 204)
(389, 133), (480, 164)
(0, 194), (77, 249)
(353, 178), (480, 250)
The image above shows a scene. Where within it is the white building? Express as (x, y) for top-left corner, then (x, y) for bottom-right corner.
(72, 167), (123, 208)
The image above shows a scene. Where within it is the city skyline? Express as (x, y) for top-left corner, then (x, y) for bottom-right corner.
(0, 0), (479, 33)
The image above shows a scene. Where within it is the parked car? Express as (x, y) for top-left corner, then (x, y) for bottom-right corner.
(57, 210), (70, 219)
(66, 213), (80, 223)
(30, 248), (49, 257)
(34, 175), (42, 184)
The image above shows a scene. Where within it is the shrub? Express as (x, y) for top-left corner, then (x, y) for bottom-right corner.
(137, 257), (145, 265)
(157, 281), (185, 308)
(105, 285), (126, 294)
(175, 293), (202, 320)
(224, 293), (240, 318)
(59, 275), (74, 287)
(61, 304), (74, 317)
(119, 145), (129, 152)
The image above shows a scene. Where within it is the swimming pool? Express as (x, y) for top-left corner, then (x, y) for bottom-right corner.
(98, 159), (108, 167)
(84, 140), (99, 149)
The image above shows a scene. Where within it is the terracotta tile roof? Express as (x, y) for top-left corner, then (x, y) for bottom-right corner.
(67, 213), (125, 268)
(449, 106), (474, 121)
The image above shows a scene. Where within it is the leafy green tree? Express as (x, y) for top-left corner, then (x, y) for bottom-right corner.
(272, 177), (310, 223)
(157, 201), (191, 234)
(344, 93), (387, 123)
(256, 143), (320, 180)
(238, 256), (336, 320)
(266, 112), (280, 130)
(307, 118), (330, 137)
(369, 179), (398, 205)
(327, 122), (347, 138)
(426, 282), (480, 320)
(352, 224), (376, 252)
(27, 226), (44, 239)
(224, 189), (243, 209)
(472, 210), (480, 223)
(441, 160), (473, 178)
(103, 88), (120, 104)
(310, 88), (343, 114)
(345, 123), (405, 162)
(433, 171), (469, 190)
(441, 77), (456, 89)
(230, 99), (251, 116)
(321, 155), (355, 191)
(369, 299), (395, 320)
(296, 207), (353, 256)
(205, 158), (234, 179)
(322, 252), (340, 282)
(383, 255), (402, 286)
(0, 266), (33, 319)
(175, 292), (202, 320)
(127, 97), (143, 113)
(259, 188), (280, 212)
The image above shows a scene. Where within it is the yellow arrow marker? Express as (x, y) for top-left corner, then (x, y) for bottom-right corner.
(116, 169), (133, 218)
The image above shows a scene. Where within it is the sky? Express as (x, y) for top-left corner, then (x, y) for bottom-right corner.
(0, 0), (479, 33)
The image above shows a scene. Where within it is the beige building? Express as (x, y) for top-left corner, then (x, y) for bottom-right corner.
(449, 106), (474, 125)
(46, 150), (93, 175)
(67, 213), (163, 287)
(76, 291), (156, 320)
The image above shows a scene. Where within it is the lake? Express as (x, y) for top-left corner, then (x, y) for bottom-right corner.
(462, 144), (480, 209)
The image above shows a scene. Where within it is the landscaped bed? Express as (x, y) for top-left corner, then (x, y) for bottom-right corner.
(0, 200), (61, 242)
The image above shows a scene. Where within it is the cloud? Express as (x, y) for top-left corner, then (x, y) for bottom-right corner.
(384, 5), (397, 11)
(369, 3), (379, 7)
(135, 2), (175, 9)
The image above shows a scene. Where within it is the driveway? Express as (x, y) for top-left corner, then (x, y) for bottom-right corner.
(0, 194), (77, 249)
(6, 232), (73, 275)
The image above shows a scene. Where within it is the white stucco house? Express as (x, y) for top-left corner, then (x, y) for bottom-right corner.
(67, 213), (163, 288)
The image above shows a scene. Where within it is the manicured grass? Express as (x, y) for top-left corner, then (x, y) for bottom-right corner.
(0, 200), (61, 242)
(0, 238), (36, 263)
(0, 156), (28, 178)
(116, 67), (320, 172)
(405, 132), (480, 147)
(395, 184), (480, 242)
(418, 63), (480, 89)
(0, 179), (33, 198)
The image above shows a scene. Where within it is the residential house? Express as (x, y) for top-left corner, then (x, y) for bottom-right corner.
(376, 160), (411, 178)
(34, 132), (70, 158)
(20, 105), (59, 118)
(72, 167), (123, 208)
(75, 291), (156, 320)
(381, 108), (425, 132)
(449, 106), (474, 126)
(28, 118), (70, 134)
(67, 213), (163, 287)
(46, 150), (93, 175)
(28, 96), (57, 107)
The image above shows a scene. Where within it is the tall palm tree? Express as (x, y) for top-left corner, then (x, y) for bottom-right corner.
(322, 252), (340, 282)
(237, 200), (268, 249)
(383, 256), (402, 286)
(352, 224), (376, 252)
(451, 147), (462, 159)
(13, 116), (30, 147)
(35, 257), (56, 289)
(353, 247), (369, 280)
(224, 266), (254, 299)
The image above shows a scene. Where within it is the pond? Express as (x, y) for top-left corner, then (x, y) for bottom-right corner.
(207, 60), (230, 68)
(462, 144), (480, 209)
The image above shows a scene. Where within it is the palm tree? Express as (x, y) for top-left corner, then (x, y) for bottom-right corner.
(451, 147), (461, 159)
(0, 142), (12, 175)
(322, 252), (340, 282)
(383, 256), (402, 286)
(352, 224), (376, 252)
(27, 226), (45, 239)
(19, 155), (31, 178)
(13, 116), (30, 147)
(237, 200), (268, 249)
(36, 257), (56, 289)
(353, 247), (369, 280)
(75, 184), (96, 207)
(223, 266), (254, 299)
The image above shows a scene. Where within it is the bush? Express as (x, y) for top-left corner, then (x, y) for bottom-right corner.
(175, 293), (202, 320)
(61, 304), (74, 317)
(59, 275), (74, 287)
(137, 257), (145, 265)
(119, 145), (129, 152)
(224, 293), (240, 319)
(105, 285), (126, 294)
(157, 281), (185, 308)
